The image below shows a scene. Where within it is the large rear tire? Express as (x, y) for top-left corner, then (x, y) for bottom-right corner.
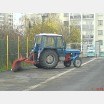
(39, 50), (58, 69)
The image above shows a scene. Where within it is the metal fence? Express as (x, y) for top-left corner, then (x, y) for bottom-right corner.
(67, 42), (104, 57)
(0, 35), (34, 71)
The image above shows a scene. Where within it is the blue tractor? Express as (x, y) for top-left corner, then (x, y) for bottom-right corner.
(11, 33), (82, 71)
(31, 33), (82, 68)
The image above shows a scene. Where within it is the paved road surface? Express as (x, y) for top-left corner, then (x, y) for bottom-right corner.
(33, 57), (104, 91)
(0, 57), (104, 91)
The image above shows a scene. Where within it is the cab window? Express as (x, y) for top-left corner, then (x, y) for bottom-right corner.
(43, 36), (55, 47)
(56, 36), (63, 48)
(35, 36), (42, 44)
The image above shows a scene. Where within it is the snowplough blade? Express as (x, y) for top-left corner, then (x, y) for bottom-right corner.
(11, 56), (26, 72)
(11, 54), (37, 72)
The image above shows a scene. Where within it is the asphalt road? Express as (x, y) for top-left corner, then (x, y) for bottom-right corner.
(0, 57), (104, 91)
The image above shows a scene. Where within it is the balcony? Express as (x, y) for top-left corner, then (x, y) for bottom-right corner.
(83, 14), (94, 19)
(64, 13), (69, 17)
(82, 25), (94, 31)
(83, 34), (94, 41)
(70, 15), (81, 20)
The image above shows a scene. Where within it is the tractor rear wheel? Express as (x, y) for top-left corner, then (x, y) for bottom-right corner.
(73, 57), (82, 68)
(39, 50), (58, 69)
(64, 61), (71, 67)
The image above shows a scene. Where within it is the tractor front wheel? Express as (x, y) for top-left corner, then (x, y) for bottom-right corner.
(73, 57), (82, 68)
(39, 50), (58, 69)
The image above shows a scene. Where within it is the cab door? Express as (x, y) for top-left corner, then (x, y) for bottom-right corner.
(56, 36), (65, 60)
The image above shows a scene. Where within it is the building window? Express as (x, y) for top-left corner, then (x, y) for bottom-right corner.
(64, 21), (69, 26)
(98, 30), (103, 35)
(85, 21), (93, 25)
(98, 20), (103, 26)
(70, 15), (81, 19)
(64, 13), (69, 17)
(83, 14), (94, 19)
(99, 40), (103, 45)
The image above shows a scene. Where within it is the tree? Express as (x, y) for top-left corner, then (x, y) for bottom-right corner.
(25, 14), (81, 48)
(69, 22), (81, 49)
(26, 14), (63, 40)
(70, 25), (81, 43)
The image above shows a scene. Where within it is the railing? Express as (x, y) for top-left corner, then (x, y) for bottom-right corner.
(0, 35), (33, 71)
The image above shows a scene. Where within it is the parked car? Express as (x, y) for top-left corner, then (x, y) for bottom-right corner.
(87, 47), (96, 57)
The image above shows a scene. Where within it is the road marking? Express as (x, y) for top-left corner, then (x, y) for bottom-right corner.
(23, 58), (96, 91)
(82, 58), (96, 66)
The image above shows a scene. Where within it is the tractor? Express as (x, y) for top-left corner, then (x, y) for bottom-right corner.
(11, 33), (82, 72)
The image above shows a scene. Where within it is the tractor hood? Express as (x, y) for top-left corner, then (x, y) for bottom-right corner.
(65, 48), (80, 54)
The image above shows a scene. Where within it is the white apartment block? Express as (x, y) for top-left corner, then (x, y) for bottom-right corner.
(95, 13), (104, 52)
(58, 13), (69, 26)
(82, 14), (95, 46)
(0, 13), (13, 29)
(60, 13), (104, 55)
(58, 13), (95, 53)
(60, 13), (95, 45)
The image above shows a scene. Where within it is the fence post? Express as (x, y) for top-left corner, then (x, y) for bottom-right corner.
(26, 36), (29, 58)
(18, 35), (20, 58)
(6, 35), (8, 70)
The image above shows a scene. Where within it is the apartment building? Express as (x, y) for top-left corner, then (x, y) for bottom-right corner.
(95, 14), (104, 54)
(0, 13), (13, 29)
(59, 13), (95, 55)
(58, 13), (69, 27)
(57, 13), (95, 45)
(82, 14), (95, 46)
(62, 13), (104, 56)
(18, 13), (104, 56)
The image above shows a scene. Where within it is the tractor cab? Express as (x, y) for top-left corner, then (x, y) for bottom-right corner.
(34, 33), (66, 59)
